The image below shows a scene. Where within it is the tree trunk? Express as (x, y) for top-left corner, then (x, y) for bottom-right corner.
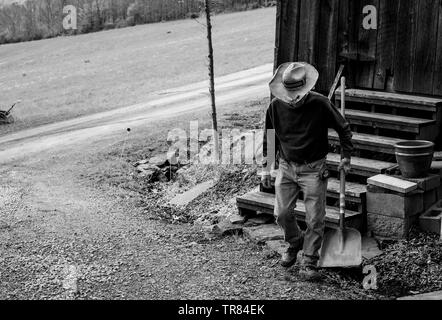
(204, 0), (219, 162)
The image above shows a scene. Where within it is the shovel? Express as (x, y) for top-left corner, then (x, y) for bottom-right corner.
(319, 77), (362, 268)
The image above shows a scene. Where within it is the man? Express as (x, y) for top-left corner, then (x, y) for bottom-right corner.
(262, 62), (353, 281)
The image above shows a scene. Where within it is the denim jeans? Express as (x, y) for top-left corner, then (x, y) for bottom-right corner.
(274, 158), (328, 267)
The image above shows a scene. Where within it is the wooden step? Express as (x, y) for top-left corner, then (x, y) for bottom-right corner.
(327, 153), (396, 177)
(346, 110), (437, 134)
(327, 178), (366, 204)
(236, 191), (363, 230)
(329, 130), (403, 154)
(293, 201), (362, 230)
(335, 88), (442, 113)
(259, 177), (366, 212)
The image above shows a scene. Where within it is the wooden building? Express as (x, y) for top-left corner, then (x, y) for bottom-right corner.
(236, 0), (442, 239)
(274, 0), (442, 97)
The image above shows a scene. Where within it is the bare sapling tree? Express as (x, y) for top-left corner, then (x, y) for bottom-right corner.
(204, 0), (219, 162)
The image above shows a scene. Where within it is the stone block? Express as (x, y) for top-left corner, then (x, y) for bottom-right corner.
(419, 211), (442, 234)
(367, 185), (423, 218)
(368, 213), (417, 239)
(437, 184), (442, 201)
(423, 189), (438, 212)
(398, 174), (440, 192)
(431, 161), (442, 175)
(419, 201), (442, 235)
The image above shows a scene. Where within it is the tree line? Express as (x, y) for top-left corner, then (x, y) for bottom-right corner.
(0, 0), (275, 45)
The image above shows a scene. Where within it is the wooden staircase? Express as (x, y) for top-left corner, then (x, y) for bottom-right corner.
(237, 89), (442, 232)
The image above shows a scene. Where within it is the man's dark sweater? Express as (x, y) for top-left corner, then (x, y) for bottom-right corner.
(263, 92), (354, 165)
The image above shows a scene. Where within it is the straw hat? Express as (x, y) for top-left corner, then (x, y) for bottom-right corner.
(269, 62), (319, 104)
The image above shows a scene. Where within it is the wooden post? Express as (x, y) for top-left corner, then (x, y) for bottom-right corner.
(274, 0), (281, 70)
(204, 0), (219, 161)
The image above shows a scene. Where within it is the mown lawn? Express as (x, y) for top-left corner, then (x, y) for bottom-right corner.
(0, 7), (275, 135)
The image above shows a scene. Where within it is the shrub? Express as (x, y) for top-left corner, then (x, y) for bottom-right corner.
(187, 12), (200, 19)
(126, 16), (135, 27)
(103, 22), (116, 30)
(115, 18), (128, 29)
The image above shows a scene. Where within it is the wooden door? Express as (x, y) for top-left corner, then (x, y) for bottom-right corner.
(342, 0), (390, 91)
(394, 0), (442, 96)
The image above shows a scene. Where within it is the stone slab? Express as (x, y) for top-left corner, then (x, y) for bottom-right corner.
(169, 180), (215, 207)
(149, 154), (169, 167)
(367, 184), (420, 196)
(398, 291), (442, 300)
(368, 213), (417, 239)
(367, 188), (423, 218)
(243, 224), (284, 244)
(229, 214), (246, 225)
(361, 237), (383, 260)
(244, 215), (274, 227)
(212, 219), (243, 236)
(368, 175), (418, 194)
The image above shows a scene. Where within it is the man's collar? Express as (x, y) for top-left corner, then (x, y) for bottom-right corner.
(289, 92), (310, 108)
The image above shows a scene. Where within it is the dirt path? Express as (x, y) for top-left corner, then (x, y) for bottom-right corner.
(0, 146), (373, 300)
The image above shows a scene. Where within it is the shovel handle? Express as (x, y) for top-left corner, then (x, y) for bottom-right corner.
(340, 77), (346, 231)
(340, 170), (346, 231)
(340, 77), (346, 115)
(328, 64), (345, 101)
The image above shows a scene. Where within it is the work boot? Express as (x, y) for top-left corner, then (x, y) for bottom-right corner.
(280, 238), (304, 268)
(299, 264), (322, 282)
(280, 246), (301, 268)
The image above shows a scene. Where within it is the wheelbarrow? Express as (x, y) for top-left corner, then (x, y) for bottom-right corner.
(0, 100), (20, 125)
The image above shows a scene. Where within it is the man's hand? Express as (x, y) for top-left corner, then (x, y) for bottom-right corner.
(338, 158), (351, 175)
(261, 173), (273, 189)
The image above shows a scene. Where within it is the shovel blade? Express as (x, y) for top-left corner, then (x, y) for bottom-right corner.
(318, 228), (362, 268)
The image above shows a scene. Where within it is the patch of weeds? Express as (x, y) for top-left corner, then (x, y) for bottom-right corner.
(187, 165), (260, 222)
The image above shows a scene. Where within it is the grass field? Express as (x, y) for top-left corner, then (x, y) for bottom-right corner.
(0, 7), (275, 135)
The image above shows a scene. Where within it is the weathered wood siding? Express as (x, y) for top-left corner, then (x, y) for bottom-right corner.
(275, 0), (442, 97)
